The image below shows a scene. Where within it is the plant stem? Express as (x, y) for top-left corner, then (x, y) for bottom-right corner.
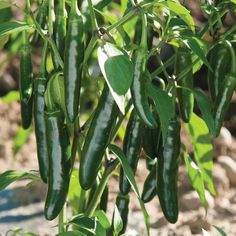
(88, 0), (98, 31)
(48, 0), (54, 36)
(85, 159), (119, 217)
(83, 36), (97, 65)
(58, 206), (65, 233)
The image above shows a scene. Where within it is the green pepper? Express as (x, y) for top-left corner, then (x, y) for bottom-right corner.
(115, 193), (129, 235)
(130, 13), (157, 129)
(31, 0), (47, 46)
(33, 41), (48, 183)
(53, 0), (67, 70)
(208, 43), (230, 103)
(79, 84), (119, 190)
(141, 163), (157, 203)
(119, 109), (143, 195)
(44, 110), (71, 220)
(175, 46), (194, 123)
(64, 0), (84, 122)
(19, 31), (33, 129)
(213, 42), (236, 137)
(213, 73), (236, 136)
(157, 117), (180, 224)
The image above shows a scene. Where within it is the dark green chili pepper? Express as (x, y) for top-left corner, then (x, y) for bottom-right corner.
(31, 0), (48, 46)
(176, 46), (193, 123)
(157, 117), (180, 224)
(208, 43), (230, 103)
(115, 193), (129, 235)
(213, 73), (236, 136)
(119, 109), (143, 195)
(79, 84), (119, 190)
(213, 42), (236, 137)
(100, 185), (109, 212)
(19, 31), (33, 129)
(130, 13), (157, 129)
(141, 163), (157, 203)
(64, 0), (84, 122)
(34, 41), (48, 183)
(44, 110), (70, 220)
(53, 0), (67, 69)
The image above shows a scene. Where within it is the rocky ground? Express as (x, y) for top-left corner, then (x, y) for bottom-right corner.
(0, 101), (236, 236)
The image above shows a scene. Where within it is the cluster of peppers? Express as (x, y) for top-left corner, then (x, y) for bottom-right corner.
(18, 0), (236, 233)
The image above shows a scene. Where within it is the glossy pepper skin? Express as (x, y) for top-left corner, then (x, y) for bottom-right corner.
(176, 47), (194, 123)
(130, 51), (157, 129)
(53, 0), (67, 69)
(157, 117), (180, 224)
(141, 163), (157, 203)
(19, 32), (33, 129)
(208, 44), (230, 103)
(44, 110), (70, 220)
(115, 193), (129, 235)
(34, 78), (48, 183)
(31, 0), (47, 46)
(213, 73), (236, 137)
(79, 85), (119, 190)
(34, 41), (48, 183)
(119, 110), (143, 195)
(64, 0), (84, 122)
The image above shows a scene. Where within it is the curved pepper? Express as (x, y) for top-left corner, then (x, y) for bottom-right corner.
(20, 31), (33, 129)
(34, 41), (48, 183)
(176, 46), (193, 123)
(130, 13), (157, 129)
(213, 73), (236, 136)
(64, 0), (84, 122)
(44, 110), (70, 220)
(79, 84), (119, 190)
(157, 117), (180, 224)
(208, 43), (230, 103)
(119, 109), (143, 195)
(141, 163), (157, 203)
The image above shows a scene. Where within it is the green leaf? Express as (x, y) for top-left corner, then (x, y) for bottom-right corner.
(70, 215), (96, 231)
(181, 35), (211, 70)
(68, 170), (82, 214)
(95, 221), (107, 236)
(146, 82), (174, 142)
(0, 170), (39, 192)
(13, 126), (32, 155)
(194, 90), (214, 135)
(0, 21), (32, 36)
(94, 210), (111, 230)
(0, 1), (14, 10)
(0, 91), (19, 103)
(156, 0), (195, 32)
(184, 113), (216, 196)
(113, 205), (123, 236)
(109, 144), (150, 236)
(213, 225), (227, 236)
(97, 42), (134, 113)
(184, 153), (207, 210)
(56, 232), (86, 236)
(230, 0), (236, 4)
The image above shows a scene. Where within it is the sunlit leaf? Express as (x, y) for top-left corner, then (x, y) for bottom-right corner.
(0, 91), (19, 103)
(184, 113), (216, 196)
(113, 205), (123, 236)
(0, 21), (32, 36)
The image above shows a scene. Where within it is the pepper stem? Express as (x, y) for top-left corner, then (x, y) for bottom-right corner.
(140, 10), (147, 49)
(85, 159), (119, 217)
(39, 40), (48, 75)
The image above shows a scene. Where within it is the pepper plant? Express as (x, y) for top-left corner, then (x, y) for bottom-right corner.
(0, 0), (236, 235)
